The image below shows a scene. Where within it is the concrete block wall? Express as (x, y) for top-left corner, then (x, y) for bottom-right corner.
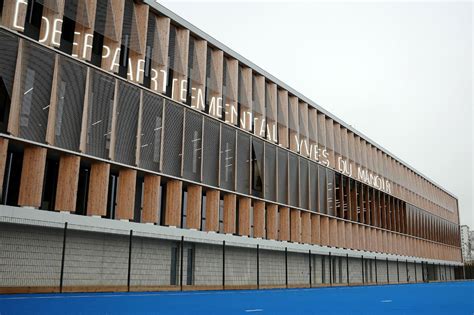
(348, 257), (363, 284)
(193, 243), (223, 286)
(0, 223), (63, 288)
(388, 260), (399, 283)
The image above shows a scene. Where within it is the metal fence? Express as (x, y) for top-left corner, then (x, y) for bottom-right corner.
(0, 216), (458, 294)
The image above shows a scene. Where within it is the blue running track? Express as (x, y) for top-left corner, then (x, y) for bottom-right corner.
(0, 281), (473, 315)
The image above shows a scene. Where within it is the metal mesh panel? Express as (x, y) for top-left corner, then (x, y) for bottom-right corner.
(310, 162), (319, 212)
(18, 41), (54, 143)
(236, 131), (250, 194)
(287, 251), (309, 286)
(162, 100), (184, 177)
(251, 137), (264, 198)
(86, 69), (115, 159)
(277, 148), (288, 204)
(202, 117), (219, 186)
(130, 236), (180, 288)
(114, 81), (139, 165)
(54, 57), (86, 151)
(183, 109), (203, 182)
(264, 143), (276, 202)
(259, 249), (285, 287)
(288, 153), (299, 207)
(220, 124), (235, 190)
(299, 158), (309, 210)
(0, 222), (63, 289)
(139, 91), (163, 171)
(0, 30), (18, 129)
(63, 229), (129, 289)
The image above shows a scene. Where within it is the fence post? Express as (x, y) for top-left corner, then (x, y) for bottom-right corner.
(127, 230), (133, 292)
(329, 252), (332, 286)
(444, 264), (447, 281)
(59, 222), (68, 293)
(361, 255), (364, 284)
(309, 250), (312, 287)
(375, 257), (378, 284)
(222, 241), (225, 289)
(285, 247), (288, 288)
(386, 258), (389, 284)
(421, 261), (424, 282)
(414, 260), (417, 282)
(180, 236), (184, 291)
(406, 259), (409, 282)
(397, 259), (400, 283)
(256, 244), (260, 289)
(346, 254), (349, 285)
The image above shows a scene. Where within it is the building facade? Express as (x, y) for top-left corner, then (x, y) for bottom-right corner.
(461, 225), (472, 262)
(0, 0), (463, 293)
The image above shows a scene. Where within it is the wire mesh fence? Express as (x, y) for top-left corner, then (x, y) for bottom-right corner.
(0, 216), (459, 294)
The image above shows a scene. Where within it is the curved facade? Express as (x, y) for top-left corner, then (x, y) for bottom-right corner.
(0, 0), (462, 293)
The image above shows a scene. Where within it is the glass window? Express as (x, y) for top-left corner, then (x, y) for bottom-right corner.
(299, 157), (309, 209)
(54, 57), (87, 151)
(139, 91), (163, 171)
(183, 109), (203, 182)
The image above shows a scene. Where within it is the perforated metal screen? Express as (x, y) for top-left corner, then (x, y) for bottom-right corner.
(264, 143), (276, 202)
(220, 124), (235, 191)
(299, 158), (309, 210)
(0, 30), (18, 132)
(202, 117), (219, 186)
(277, 148), (288, 204)
(183, 109), (203, 182)
(162, 100), (184, 177)
(236, 131), (250, 194)
(288, 153), (299, 207)
(54, 57), (86, 151)
(310, 162), (319, 212)
(139, 91), (163, 172)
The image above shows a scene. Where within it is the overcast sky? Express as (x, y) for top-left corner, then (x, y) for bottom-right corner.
(161, 0), (473, 228)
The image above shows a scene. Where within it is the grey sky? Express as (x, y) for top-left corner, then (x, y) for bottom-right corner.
(161, 1), (473, 227)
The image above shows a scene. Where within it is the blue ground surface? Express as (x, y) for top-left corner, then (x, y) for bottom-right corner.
(0, 281), (473, 315)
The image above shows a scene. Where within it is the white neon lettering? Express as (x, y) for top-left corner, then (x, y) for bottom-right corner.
(51, 18), (62, 46)
(39, 16), (49, 43)
(13, 0), (27, 31)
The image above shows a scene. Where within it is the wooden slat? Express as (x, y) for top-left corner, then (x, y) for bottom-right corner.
(1, 0), (28, 30)
(207, 47), (223, 118)
(224, 57), (238, 125)
(186, 184), (202, 229)
(0, 138), (9, 202)
(277, 89), (289, 148)
(72, 0), (97, 61)
(189, 37), (207, 111)
(338, 220), (345, 248)
(45, 55), (60, 145)
(238, 197), (251, 236)
(205, 189), (220, 232)
(311, 214), (321, 245)
(329, 218), (338, 247)
(115, 168), (137, 220)
(239, 66), (252, 131)
(301, 211), (311, 244)
(54, 154), (80, 212)
(18, 146), (47, 208)
(266, 204), (278, 240)
(39, 0), (65, 47)
(223, 193), (236, 234)
(86, 162), (110, 216)
(164, 180), (182, 227)
(101, 0), (125, 73)
(279, 207), (290, 241)
(141, 174), (161, 224)
(7, 39), (23, 136)
(253, 200), (265, 238)
(320, 216), (329, 246)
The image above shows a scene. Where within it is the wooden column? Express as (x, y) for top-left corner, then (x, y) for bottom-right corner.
(329, 218), (338, 247)
(54, 154), (80, 212)
(266, 204), (278, 240)
(345, 222), (352, 249)
(86, 162), (110, 216)
(338, 220), (345, 248)
(142, 174), (161, 224)
(290, 209), (301, 243)
(311, 214), (321, 245)
(18, 146), (47, 208)
(301, 211), (311, 244)
(279, 207), (290, 241)
(1, 0), (28, 31)
(0, 138), (9, 202)
(164, 180), (182, 227)
(186, 185), (202, 229)
(352, 224), (360, 250)
(223, 193), (236, 234)
(238, 197), (251, 236)
(320, 216), (330, 246)
(205, 189), (220, 232)
(115, 169), (137, 220)
(253, 200), (265, 238)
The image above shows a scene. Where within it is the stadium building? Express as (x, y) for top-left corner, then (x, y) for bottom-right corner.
(0, 0), (463, 293)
